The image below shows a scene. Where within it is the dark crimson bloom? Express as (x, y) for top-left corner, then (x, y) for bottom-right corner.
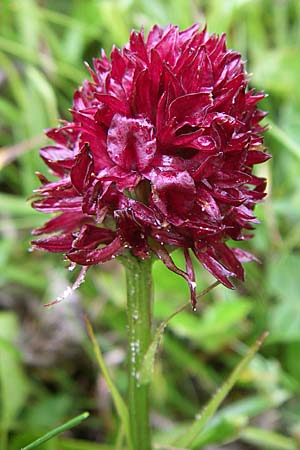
(32, 24), (270, 306)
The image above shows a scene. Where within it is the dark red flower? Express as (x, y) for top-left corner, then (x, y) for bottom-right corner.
(32, 24), (270, 306)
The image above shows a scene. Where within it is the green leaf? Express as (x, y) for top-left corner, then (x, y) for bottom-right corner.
(193, 415), (248, 448)
(26, 67), (58, 127)
(163, 334), (219, 391)
(0, 36), (84, 83)
(58, 438), (115, 450)
(97, 1), (130, 47)
(154, 392), (289, 448)
(241, 427), (297, 450)
(191, 389), (289, 448)
(267, 254), (300, 342)
(21, 412), (90, 450)
(252, 48), (300, 100)
(139, 281), (219, 385)
(0, 98), (19, 122)
(0, 51), (28, 109)
(23, 395), (73, 430)
(0, 193), (39, 216)
(174, 332), (269, 448)
(266, 119), (300, 162)
(84, 317), (132, 450)
(139, 301), (188, 386)
(206, 0), (255, 35)
(154, 292), (252, 352)
(14, 0), (40, 54)
(0, 312), (30, 433)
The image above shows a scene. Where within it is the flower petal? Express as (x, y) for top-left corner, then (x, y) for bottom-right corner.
(107, 114), (156, 171)
(169, 91), (213, 126)
(194, 248), (235, 288)
(150, 241), (196, 305)
(68, 237), (124, 265)
(32, 234), (74, 252)
(151, 170), (196, 218)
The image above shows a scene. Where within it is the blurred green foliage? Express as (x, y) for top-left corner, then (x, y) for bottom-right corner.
(1, 0), (300, 449)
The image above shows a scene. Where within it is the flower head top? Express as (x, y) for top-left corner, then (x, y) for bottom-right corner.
(32, 24), (270, 306)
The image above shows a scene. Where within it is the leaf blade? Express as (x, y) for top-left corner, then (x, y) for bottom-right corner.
(84, 317), (133, 450)
(174, 332), (269, 448)
(139, 281), (220, 385)
(21, 412), (90, 450)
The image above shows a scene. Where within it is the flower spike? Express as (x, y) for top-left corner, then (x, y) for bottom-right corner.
(32, 24), (269, 304)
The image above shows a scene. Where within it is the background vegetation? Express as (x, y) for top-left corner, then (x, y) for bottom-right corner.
(1, 0), (300, 449)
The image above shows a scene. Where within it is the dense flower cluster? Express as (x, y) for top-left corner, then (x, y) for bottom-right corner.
(32, 24), (270, 306)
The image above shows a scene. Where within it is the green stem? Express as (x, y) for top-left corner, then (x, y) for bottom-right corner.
(124, 256), (153, 450)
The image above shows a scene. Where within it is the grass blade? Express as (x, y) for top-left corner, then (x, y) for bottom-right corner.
(0, 193), (40, 216)
(59, 437), (115, 450)
(21, 412), (90, 450)
(84, 316), (133, 450)
(241, 426), (297, 450)
(26, 67), (58, 126)
(0, 135), (45, 169)
(266, 118), (300, 160)
(174, 331), (269, 448)
(139, 281), (219, 385)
